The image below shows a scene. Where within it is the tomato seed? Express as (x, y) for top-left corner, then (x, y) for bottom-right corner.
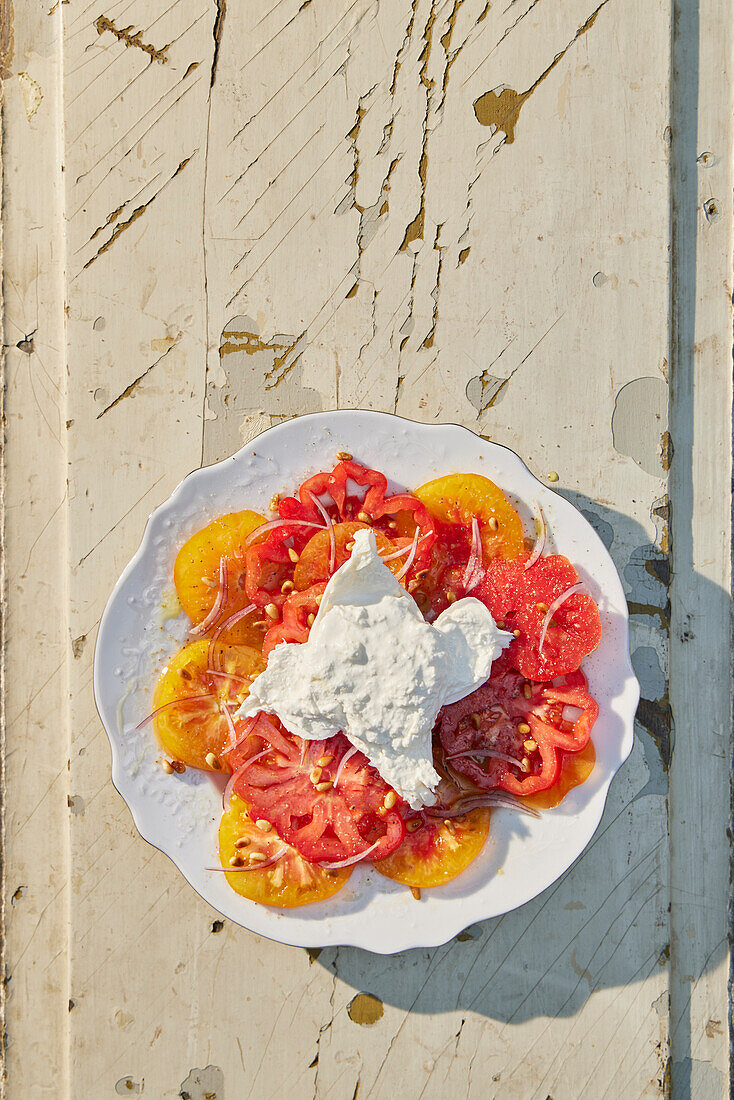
(470, 713), (482, 729)
(407, 819), (421, 832)
(522, 683), (532, 699)
(179, 668), (192, 680)
(170, 760), (186, 773)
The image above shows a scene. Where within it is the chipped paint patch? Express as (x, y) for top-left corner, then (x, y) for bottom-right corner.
(347, 993), (384, 1026)
(474, 1), (610, 142)
(95, 15), (168, 63)
(115, 1077), (143, 1095)
(179, 1064), (224, 1099)
(612, 376), (668, 476)
(17, 71), (42, 120)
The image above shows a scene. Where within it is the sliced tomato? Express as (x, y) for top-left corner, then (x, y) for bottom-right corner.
(218, 795), (352, 907)
(174, 511), (266, 640)
(413, 473), (524, 561)
(438, 664), (598, 798)
(478, 554), (602, 680)
(261, 581), (326, 658)
(293, 522), (401, 590)
(374, 809), (491, 888)
(152, 640), (265, 770)
(227, 723), (405, 863)
(522, 740), (596, 810)
(278, 460), (437, 575)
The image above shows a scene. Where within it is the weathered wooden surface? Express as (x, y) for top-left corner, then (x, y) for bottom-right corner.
(2, 0), (731, 1097)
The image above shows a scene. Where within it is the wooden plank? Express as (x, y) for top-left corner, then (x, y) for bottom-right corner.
(2, 0), (731, 1094)
(1, 4), (69, 1096)
(668, 0), (733, 1093)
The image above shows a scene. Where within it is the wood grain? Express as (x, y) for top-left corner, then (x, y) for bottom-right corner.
(1, 0), (731, 1096)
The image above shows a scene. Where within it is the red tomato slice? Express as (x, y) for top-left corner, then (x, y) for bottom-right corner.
(438, 663), (598, 797)
(477, 554), (602, 680)
(227, 722), (406, 863)
(261, 582), (326, 658)
(278, 460), (437, 575)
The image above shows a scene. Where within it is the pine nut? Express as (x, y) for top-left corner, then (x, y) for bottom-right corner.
(357, 511), (372, 524)
(249, 852), (268, 863)
(281, 580), (295, 594)
(205, 752), (220, 770)
(317, 755), (333, 766)
(470, 713), (482, 729)
(161, 760), (174, 774)
(488, 517), (499, 531)
(234, 837), (250, 849)
(517, 722), (531, 734)
(309, 766), (322, 784)
(410, 886), (422, 900)
(288, 548), (299, 563)
(522, 683), (532, 699)
(315, 780), (333, 792)
(384, 790), (397, 810)
(229, 854), (243, 867)
(255, 819), (272, 832)
(523, 739), (538, 753)
(265, 603), (279, 619)
(307, 612), (315, 626)
(336, 451), (352, 461)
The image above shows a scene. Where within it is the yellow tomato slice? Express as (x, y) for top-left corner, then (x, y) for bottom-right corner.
(413, 473), (524, 561)
(174, 511), (266, 642)
(522, 740), (596, 810)
(293, 521), (406, 589)
(218, 796), (353, 908)
(153, 640), (264, 770)
(373, 809), (491, 888)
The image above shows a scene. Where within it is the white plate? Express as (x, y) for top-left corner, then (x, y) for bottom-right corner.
(94, 411), (638, 954)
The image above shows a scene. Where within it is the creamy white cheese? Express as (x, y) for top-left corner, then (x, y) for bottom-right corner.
(237, 529), (512, 807)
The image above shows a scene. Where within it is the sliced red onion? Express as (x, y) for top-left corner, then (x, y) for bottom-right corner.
(395, 526), (420, 580)
(462, 516), (484, 593)
(379, 542), (412, 562)
(333, 745), (360, 787)
(307, 491), (335, 572)
(447, 748), (521, 766)
(206, 669), (250, 688)
(425, 793), (540, 819)
(220, 703), (238, 752)
(208, 845), (287, 872)
(134, 693), (213, 730)
(525, 500), (546, 570)
(538, 583), (585, 654)
(318, 839), (382, 869)
(189, 556), (229, 636)
(230, 715), (260, 754)
(244, 519), (324, 546)
(221, 746), (269, 809)
(208, 602), (258, 671)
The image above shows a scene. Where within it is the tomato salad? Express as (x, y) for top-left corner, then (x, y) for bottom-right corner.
(143, 460), (602, 908)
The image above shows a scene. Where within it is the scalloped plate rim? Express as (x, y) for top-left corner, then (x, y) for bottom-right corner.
(94, 410), (639, 953)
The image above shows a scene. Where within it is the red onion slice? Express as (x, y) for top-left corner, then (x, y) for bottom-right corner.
(207, 845), (287, 872)
(538, 582), (585, 654)
(206, 669), (250, 688)
(307, 491), (335, 572)
(425, 793), (540, 819)
(333, 745), (360, 787)
(318, 839), (382, 869)
(462, 516), (484, 593)
(135, 693), (213, 730)
(447, 748), (521, 766)
(208, 603), (258, 671)
(525, 500), (546, 570)
(244, 519), (324, 546)
(189, 556), (229, 636)
(395, 526), (420, 581)
(221, 745), (269, 810)
(220, 703), (238, 752)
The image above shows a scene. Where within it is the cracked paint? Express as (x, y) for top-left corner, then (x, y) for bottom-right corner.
(17, 71), (42, 120)
(473, 0), (610, 142)
(95, 15), (168, 63)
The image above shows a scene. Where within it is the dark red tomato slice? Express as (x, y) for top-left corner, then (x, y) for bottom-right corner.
(477, 554), (602, 680)
(227, 721), (405, 863)
(438, 664), (598, 797)
(261, 582), (326, 658)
